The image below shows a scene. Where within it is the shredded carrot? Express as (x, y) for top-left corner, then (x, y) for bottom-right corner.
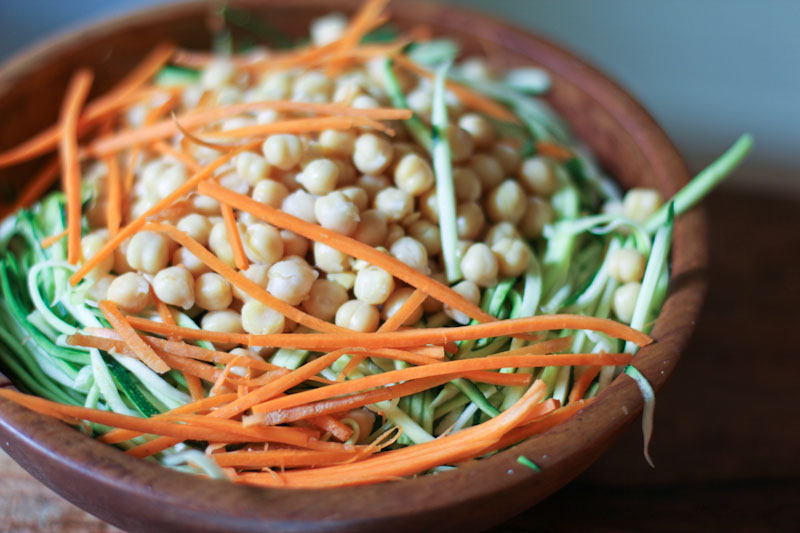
(172, 113), (242, 151)
(250, 351), (632, 416)
(198, 115), (393, 139)
(84, 102), (411, 157)
(151, 140), (202, 171)
(327, 0), (389, 76)
(210, 356), (245, 396)
(212, 448), (366, 468)
(535, 141), (573, 162)
(305, 415), (354, 442)
(104, 152), (122, 236)
(59, 69), (94, 264)
(153, 292), (205, 400)
(392, 55), (520, 123)
(40, 228), (69, 249)
(486, 399), (593, 453)
(0, 43), (175, 169)
(143, 221), (345, 333)
(568, 365), (602, 404)
(69, 141), (259, 286)
(98, 300), (170, 374)
(221, 204), (249, 271)
(197, 181), (495, 324)
(5, 158), (61, 214)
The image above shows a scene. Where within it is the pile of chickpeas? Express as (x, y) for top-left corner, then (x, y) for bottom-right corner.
(80, 13), (663, 349)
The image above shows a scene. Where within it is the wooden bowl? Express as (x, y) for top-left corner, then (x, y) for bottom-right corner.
(0, 1), (708, 531)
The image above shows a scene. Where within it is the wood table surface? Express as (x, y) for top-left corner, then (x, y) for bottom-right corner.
(1, 188), (798, 532)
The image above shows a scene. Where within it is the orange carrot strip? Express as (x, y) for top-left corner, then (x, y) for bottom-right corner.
(198, 115), (393, 139)
(0, 388), (306, 445)
(68, 141), (259, 285)
(172, 114), (242, 151)
(0, 43), (175, 168)
(99, 393), (237, 444)
(210, 356), (245, 396)
(252, 375), (455, 426)
(197, 181), (495, 324)
(486, 399), (593, 453)
(59, 69), (94, 264)
(84, 102), (411, 157)
(104, 152), (122, 236)
(568, 365), (602, 404)
(305, 415), (354, 442)
(392, 55), (519, 123)
(535, 141), (573, 162)
(151, 140), (202, 171)
(339, 288), (427, 378)
(121, 313), (650, 352)
(460, 371), (532, 386)
(143, 222), (344, 334)
(250, 351), (632, 416)
(40, 228), (69, 249)
(98, 300), (170, 374)
(327, 0), (389, 76)
(238, 380), (547, 488)
(221, 203), (249, 270)
(213, 448), (365, 468)
(153, 297), (204, 399)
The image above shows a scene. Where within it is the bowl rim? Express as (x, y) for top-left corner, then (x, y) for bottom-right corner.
(0, 1), (708, 530)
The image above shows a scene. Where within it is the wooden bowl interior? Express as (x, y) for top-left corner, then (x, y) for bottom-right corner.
(0, 1), (708, 532)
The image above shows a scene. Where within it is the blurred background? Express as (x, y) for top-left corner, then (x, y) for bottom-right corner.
(1, 0), (798, 194)
(0, 2), (796, 531)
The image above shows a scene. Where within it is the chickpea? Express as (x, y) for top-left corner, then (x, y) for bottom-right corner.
(339, 186), (369, 212)
(267, 258), (318, 305)
(319, 129), (356, 157)
(485, 222), (520, 246)
(172, 246), (212, 276)
(406, 86), (432, 118)
(374, 187), (413, 223)
(391, 142), (425, 165)
(126, 231), (169, 274)
(241, 300), (285, 335)
(315, 191), (360, 235)
(418, 188), (439, 224)
(201, 309), (244, 338)
(81, 233), (114, 279)
(251, 179), (289, 208)
(406, 219), (441, 256)
(310, 13), (347, 46)
(390, 237), (429, 274)
(313, 242), (349, 273)
(458, 113), (494, 148)
(455, 202), (486, 240)
(218, 171), (249, 196)
(209, 221), (240, 268)
(292, 70), (332, 102)
(461, 243), (498, 287)
(335, 299), (380, 332)
(459, 57), (495, 81)
(152, 266), (195, 310)
(444, 280), (480, 325)
(231, 264), (270, 301)
(486, 179), (526, 223)
(384, 223), (406, 248)
(352, 94), (380, 109)
(195, 272), (233, 311)
(302, 279), (348, 322)
(393, 153), (434, 196)
(262, 134), (303, 170)
(327, 271), (357, 291)
(152, 163), (188, 202)
(244, 223), (284, 266)
(192, 194), (221, 216)
(469, 154), (504, 190)
(492, 141), (522, 174)
(608, 248), (647, 283)
(176, 213), (212, 247)
(281, 190), (318, 224)
(491, 238), (531, 277)
(382, 287), (425, 325)
(258, 71), (294, 100)
(106, 272), (150, 313)
(356, 174), (391, 201)
(254, 108), (282, 125)
(447, 126), (475, 163)
(452, 167), (482, 202)
(201, 59), (235, 88)
(352, 133), (393, 175)
(623, 188), (663, 224)
(519, 196), (555, 239)
(602, 199), (626, 217)
(354, 265), (395, 305)
(236, 151), (270, 186)
(281, 230), (309, 258)
(519, 156), (558, 196)
(613, 282), (641, 323)
(297, 158), (339, 195)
